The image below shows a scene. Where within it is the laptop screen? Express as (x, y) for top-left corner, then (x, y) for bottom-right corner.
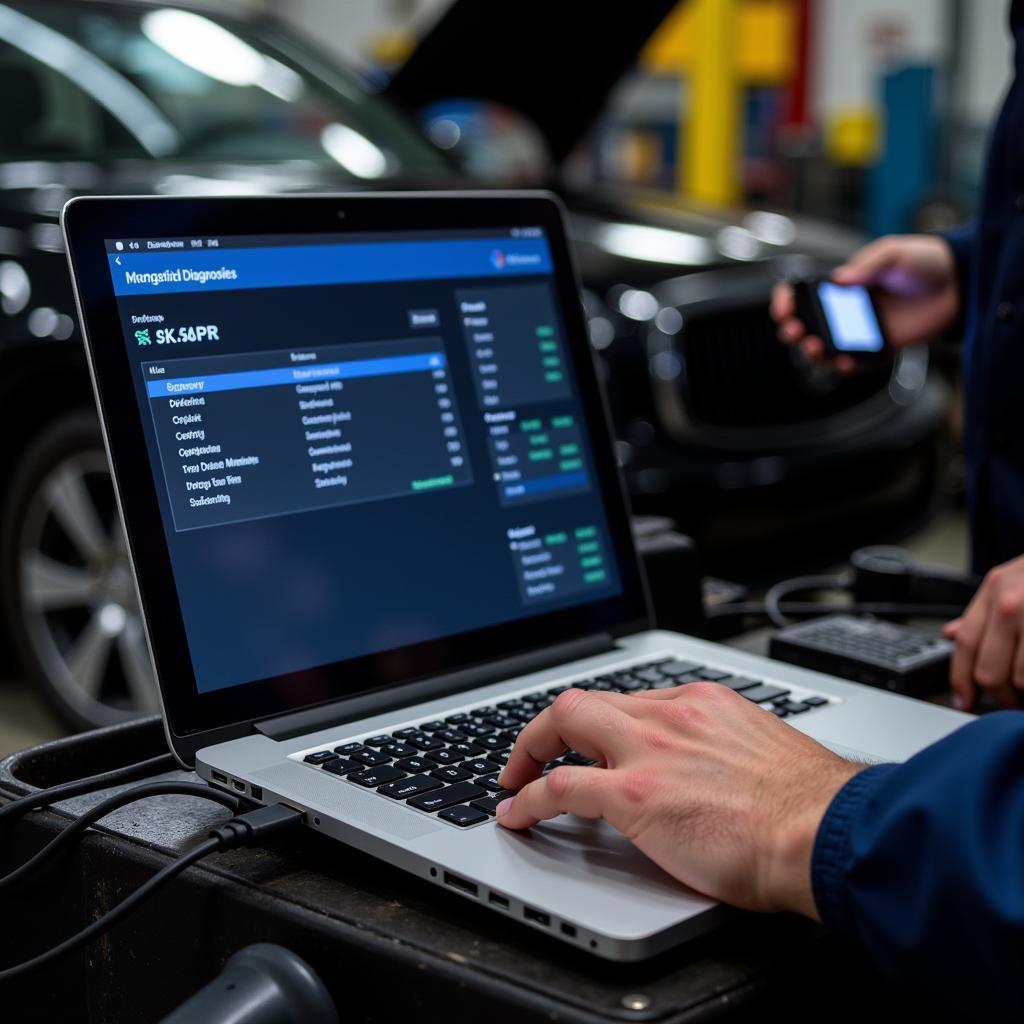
(102, 225), (626, 697)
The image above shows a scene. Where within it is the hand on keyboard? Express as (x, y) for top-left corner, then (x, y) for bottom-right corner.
(496, 683), (862, 917)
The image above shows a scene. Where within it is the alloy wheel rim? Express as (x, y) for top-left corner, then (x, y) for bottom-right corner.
(18, 451), (158, 724)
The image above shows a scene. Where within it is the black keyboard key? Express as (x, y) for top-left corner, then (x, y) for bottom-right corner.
(779, 700), (811, 715)
(547, 686), (572, 695)
(491, 750), (511, 766)
(615, 677), (643, 691)
(742, 684), (790, 704)
(349, 765), (406, 787)
(322, 757), (359, 776)
(462, 723), (494, 738)
(437, 729), (467, 744)
(563, 751), (596, 766)
(589, 679), (614, 691)
(393, 727), (419, 739)
(470, 794), (511, 816)
(444, 713), (470, 725)
(470, 705), (497, 718)
(406, 734), (444, 752)
(408, 781), (486, 812)
(500, 729), (520, 743)
(449, 741), (484, 758)
(395, 756), (432, 773)
(380, 742), (417, 758)
(462, 758), (499, 775)
(660, 660), (703, 676)
(304, 750), (339, 765)
(697, 669), (731, 682)
(510, 708), (537, 724)
(717, 676), (762, 692)
(484, 714), (518, 729)
(426, 748), (462, 765)
(351, 748), (391, 767)
(650, 678), (680, 689)
(477, 734), (510, 751)
(333, 742), (364, 755)
(521, 692), (548, 704)
(771, 706), (789, 718)
(364, 734), (393, 747)
(438, 805), (489, 827)
(634, 670), (665, 684)
(431, 765), (472, 783)
(477, 773), (510, 793)
(419, 720), (446, 732)
(803, 696), (829, 707)
(497, 699), (523, 710)
(379, 774), (442, 799)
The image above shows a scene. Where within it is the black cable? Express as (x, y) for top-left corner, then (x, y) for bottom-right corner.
(764, 571), (853, 628)
(0, 782), (239, 892)
(0, 753), (178, 831)
(0, 802), (304, 983)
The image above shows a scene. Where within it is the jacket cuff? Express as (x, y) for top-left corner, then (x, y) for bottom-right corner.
(810, 762), (899, 935)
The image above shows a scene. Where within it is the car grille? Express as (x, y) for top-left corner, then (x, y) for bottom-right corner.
(680, 304), (892, 429)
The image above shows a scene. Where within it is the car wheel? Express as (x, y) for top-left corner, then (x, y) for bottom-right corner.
(0, 410), (159, 731)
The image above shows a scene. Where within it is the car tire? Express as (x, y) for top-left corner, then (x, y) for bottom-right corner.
(0, 410), (159, 731)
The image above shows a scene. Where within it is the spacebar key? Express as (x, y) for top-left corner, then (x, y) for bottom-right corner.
(408, 781), (485, 812)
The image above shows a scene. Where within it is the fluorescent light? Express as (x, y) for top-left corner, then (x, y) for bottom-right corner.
(320, 123), (387, 179)
(141, 10), (304, 102)
(595, 223), (713, 266)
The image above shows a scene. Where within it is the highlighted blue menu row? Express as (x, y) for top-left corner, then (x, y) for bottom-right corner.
(110, 237), (553, 296)
(147, 352), (446, 399)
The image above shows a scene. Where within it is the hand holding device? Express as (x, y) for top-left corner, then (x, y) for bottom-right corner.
(771, 234), (962, 370)
(945, 552), (1024, 711)
(497, 684), (861, 916)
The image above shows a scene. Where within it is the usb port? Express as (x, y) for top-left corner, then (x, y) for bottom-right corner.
(211, 771), (227, 785)
(250, 785), (263, 801)
(560, 922), (577, 938)
(523, 907), (550, 927)
(231, 779), (246, 792)
(443, 872), (478, 897)
(488, 891), (509, 910)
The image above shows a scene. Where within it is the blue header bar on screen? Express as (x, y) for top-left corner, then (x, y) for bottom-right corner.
(108, 237), (553, 296)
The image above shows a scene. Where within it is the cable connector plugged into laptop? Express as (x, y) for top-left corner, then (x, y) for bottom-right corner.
(210, 802), (305, 850)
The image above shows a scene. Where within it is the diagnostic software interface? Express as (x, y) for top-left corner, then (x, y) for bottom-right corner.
(105, 228), (622, 694)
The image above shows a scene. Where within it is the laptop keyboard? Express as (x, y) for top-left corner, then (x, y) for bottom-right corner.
(297, 657), (834, 828)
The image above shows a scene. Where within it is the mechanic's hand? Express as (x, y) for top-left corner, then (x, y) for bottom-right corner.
(496, 684), (862, 917)
(770, 234), (961, 373)
(945, 554), (1024, 710)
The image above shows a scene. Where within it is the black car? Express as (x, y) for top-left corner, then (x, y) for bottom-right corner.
(0, 0), (948, 730)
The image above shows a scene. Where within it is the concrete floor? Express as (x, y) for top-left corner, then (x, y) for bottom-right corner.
(0, 510), (970, 761)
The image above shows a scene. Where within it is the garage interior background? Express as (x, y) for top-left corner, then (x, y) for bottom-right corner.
(0, 0), (1008, 754)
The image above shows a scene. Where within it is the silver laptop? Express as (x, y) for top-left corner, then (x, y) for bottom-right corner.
(62, 192), (970, 961)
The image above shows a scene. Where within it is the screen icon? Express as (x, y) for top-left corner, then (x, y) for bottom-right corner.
(135, 329), (152, 346)
(115, 241), (124, 251)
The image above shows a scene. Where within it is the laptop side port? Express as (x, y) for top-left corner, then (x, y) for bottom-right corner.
(231, 779), (246, 792)
(560, 922), (577, 938)
(443, 872), (478, 897)
(211, 771), (228, 785)
(488, 891), (509, 910)
(523, 906), (550, 927)
(250, 785), (263, 801)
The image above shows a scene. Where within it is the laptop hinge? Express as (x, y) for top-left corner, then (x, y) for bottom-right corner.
(254, 632), (618, 743)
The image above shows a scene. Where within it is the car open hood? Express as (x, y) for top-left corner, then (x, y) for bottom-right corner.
(383, 0), (679, 163)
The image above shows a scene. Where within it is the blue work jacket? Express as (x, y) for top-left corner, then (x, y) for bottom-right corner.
(812, 712), (1024, 1020)
(944, 1), (1024, 573)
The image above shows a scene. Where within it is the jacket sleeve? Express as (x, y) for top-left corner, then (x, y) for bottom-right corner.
(938, 222), (975, 302)
(811, 711), (1024, 1022)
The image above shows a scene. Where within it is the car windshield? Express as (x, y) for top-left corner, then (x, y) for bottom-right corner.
(0, 1), (450, 178)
